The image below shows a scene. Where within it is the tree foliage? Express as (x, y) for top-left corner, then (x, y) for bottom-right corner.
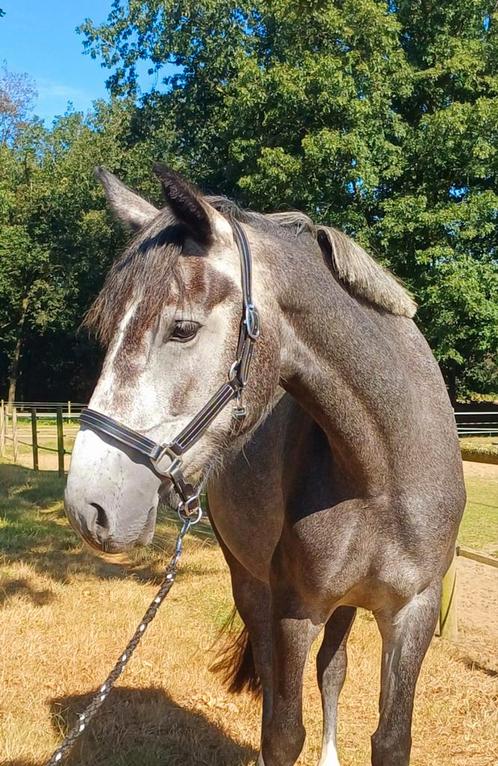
(0, 1), (497, 402)
(79, 0), (498, 398)
(0, 105), (128, 401)
(0, 62), (37, 144)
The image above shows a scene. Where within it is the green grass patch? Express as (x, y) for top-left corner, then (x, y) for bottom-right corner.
(460, 436), (498, 464)
(0, 462), (71, 553)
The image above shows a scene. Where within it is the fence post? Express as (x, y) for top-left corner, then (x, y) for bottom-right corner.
(0, 401), (5, 457)
(4, 408), (9, 458)
(56, 406), (65, 477)
(438, 552), (458, 640)
(12, 406), (18, 463)
(31, 407), (39, 471)
(67, 400), (71, 417)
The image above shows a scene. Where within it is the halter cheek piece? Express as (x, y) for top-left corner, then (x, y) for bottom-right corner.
(80, 220), (260, 519)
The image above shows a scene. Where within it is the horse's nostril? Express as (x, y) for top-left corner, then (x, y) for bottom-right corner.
(90, 502), (109, 532)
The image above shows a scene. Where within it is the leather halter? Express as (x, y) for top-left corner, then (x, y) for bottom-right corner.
(80, 219), (260, 517)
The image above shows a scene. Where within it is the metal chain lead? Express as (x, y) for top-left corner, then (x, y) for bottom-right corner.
(45, 509), (201, 766)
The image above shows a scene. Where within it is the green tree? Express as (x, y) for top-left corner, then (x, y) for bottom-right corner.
(2, 3), (496, 402)
(80, 0), (498, 399)
(0, 106), (128, 404)
(0, 62), (37, 144)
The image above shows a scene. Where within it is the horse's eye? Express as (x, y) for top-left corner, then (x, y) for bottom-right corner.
(170, 320), (201, 343)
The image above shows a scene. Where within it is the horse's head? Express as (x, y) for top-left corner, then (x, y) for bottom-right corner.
(65, 166), (280, 552)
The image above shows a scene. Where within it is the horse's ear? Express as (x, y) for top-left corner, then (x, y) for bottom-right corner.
(95, 167), (158, 231)
(153, 163), (214, 247)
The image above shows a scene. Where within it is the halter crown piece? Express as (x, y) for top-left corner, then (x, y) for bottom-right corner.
(80, 219), (260, 518)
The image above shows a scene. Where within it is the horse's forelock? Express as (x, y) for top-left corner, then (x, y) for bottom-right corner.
(84, 208), (184, 346)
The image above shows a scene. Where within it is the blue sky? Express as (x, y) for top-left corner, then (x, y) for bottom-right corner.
(0, 1), (158, 124)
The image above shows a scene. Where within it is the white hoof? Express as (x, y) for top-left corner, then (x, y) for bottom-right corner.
(317, 741), (341, 766)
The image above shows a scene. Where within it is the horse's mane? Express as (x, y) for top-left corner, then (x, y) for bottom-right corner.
(207, 196), (416, 318)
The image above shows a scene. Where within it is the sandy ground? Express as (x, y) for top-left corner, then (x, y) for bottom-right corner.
(457, 558), (498, 671)
(457, 460), (498, 665)
(458, 460), (498, 647)
(463, 460), (498, 479)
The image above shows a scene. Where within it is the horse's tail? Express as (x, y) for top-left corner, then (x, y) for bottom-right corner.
(210, 608), (261, 697)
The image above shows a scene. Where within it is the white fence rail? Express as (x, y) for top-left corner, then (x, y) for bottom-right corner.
(455, 410), (498, 435)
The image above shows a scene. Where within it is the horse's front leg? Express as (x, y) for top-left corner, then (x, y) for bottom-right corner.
(372, 579), (441, 766)
(262, 582), (322, 766)
(316, 606), (357, 766)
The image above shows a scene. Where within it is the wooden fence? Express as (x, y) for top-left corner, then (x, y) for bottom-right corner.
(454, 409), (498, 436)
(0, 401), (82, 477)
(438, 545), (498, 640)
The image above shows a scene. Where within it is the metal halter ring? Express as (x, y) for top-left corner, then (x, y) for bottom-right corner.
(177, 499), (203, 525)
(228, 360), (242, 384)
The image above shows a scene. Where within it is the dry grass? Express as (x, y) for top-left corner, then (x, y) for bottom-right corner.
(1, 463), (497, 766)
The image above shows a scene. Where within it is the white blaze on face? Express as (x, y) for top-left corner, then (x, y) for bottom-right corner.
(90, 299), (141, 414)
(65, 296), (163, 549)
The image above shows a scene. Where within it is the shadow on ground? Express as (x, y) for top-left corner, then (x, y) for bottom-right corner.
(0, 463), (216, 602)
(3, 686), (255, 766)
(0, 576), (54, 607)
(460, 655), (498, 678)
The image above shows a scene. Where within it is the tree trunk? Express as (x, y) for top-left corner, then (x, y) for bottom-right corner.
(7, 296), (29, 412)
(446, 366), (458, 407)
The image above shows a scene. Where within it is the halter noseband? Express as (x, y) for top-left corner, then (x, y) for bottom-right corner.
(80, 219), (260, 518)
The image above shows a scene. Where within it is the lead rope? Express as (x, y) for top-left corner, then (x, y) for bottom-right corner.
(45, 508), (202, 766)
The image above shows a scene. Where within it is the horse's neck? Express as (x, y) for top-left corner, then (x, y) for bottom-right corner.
(272, 244), (417, 493)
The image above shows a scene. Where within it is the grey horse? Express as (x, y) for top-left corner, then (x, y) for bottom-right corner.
(65, 166), (465, 766)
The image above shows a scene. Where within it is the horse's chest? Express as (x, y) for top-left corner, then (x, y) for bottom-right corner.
(208, 481), (284, 582)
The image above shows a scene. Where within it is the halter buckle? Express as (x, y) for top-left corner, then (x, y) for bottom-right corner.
(232, 388), (246, 420)
(245, 304), (260, 341)
(152, 446), (182, 477)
